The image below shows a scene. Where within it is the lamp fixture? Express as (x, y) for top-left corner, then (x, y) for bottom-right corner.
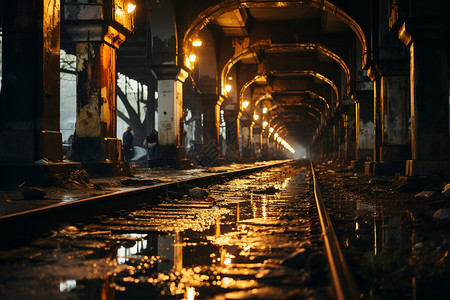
(253, 114), (259, 121)
(242, 101), (249, 109)
(224, 84), (232, 92)
(263, 121), (268, 127)
(262, 107), (268, 114)
(127, 2), (136, 13)
(269, 127), (274, 133)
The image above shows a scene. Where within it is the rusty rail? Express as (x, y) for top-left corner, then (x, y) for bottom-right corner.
(310, 161), (360, 300)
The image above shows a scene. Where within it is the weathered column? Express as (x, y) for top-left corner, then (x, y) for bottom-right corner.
(71, 42), (122, 164)
(399, 20), (450, 176)
(249, 122), (255, 160)
(240, 120), (251, 160)
(0, 0), (82, 185)
(197, 94), (221, 166)
(253, 126), (262, 160)
(354, 91), (374, 171)
(0, 0), (62, 163)
(65, 0), (135, 176)
(153, 66), (190, 169)
(224, 110), (241, 162)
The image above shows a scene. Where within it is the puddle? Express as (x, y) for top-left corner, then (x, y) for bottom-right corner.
(0, 163), (330, 299)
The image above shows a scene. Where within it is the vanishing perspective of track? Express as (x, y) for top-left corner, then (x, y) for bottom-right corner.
(0, 161), (358, 299)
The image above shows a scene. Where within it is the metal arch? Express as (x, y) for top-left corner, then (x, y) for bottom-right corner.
(221, 42), (352, 97)
(239, 70), (340, 113)
(267, 103), (325, 121)
(272, 90), (330, 114)
(269, 70), (340, 106)
(183, 0), (367, 74)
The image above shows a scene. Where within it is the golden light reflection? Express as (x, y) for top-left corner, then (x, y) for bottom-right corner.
(224, 257), (232, 265)
(186, 287), (195, 300)
(262, 195), (267, 219)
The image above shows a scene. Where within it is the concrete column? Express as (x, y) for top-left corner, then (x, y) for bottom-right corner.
(0, 0), (83, 185)
(253, 126), (262, 160)
(0, 0), (62, 163)
(344, 112), (356, 162)
(249, 122), (254, 160)
(224, 110), (240, 162)
(399, 20), (450, 176)
(153, 66), (190, 168)
(354, 92), (374, 171)
(71, 42), (123, 164)
(198, 94), (220, 165)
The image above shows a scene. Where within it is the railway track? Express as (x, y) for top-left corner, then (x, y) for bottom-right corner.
(0, 160), (359, 300)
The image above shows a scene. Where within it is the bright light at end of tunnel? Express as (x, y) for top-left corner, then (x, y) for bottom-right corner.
(225, 84), (232, 92)
(262, 107), (268, 114)
(189, 54), (196, 62)
(263, 121), (268, 127)
(242, 101), (249, 109)
(269, 127), (274, 133)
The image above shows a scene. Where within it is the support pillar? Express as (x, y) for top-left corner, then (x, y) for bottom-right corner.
(0, 0), (81, 185)
(153, 66), (190, 169)
(399, 20), (450, 176)
(354, 92), (374, 172)
(224, 110), (241, 162)
(197, 94), (221, 166)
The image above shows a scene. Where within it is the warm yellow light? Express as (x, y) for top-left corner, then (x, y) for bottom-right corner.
(242, 101), (249, 109)
(192, 38), (202, 47)
(269, 127), (274, 133)
(186, 287), (195, 300)
(127, 3), (136, 13)
(274, 133), (279, 138)
(225, 84), (232, 92)
(263, 121), (268, 127)
(115, 7), (125, 15)
(224, 257), (232, 265)
(253, 114), (259, 121)
(277, 137), (282, 143)
(262, 107), (268, 114)
(189, 54), (196, 62)
(228, 76), (233, 80)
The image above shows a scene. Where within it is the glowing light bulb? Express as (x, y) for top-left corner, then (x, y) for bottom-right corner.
(224, 84), (232, 92)
(253, 114), (259, 121)
(274, 133), (278, 138)
(263, 121), (268, 127)
(127, 3), (136, 13)
(192, 38), (202, 47)
(189, 54), (196, 62)
(262, 107), (268, 114)
(242, 101), (249, 109)
(269, 127), (274, 133)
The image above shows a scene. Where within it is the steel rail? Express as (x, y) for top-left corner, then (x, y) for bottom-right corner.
(310, 161), (360, 300)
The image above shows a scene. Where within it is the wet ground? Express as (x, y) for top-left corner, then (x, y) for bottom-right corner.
(0, 162), (331, 299)
(315, 161), (450, 300)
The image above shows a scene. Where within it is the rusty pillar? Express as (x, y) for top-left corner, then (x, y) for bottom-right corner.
(224, 110), (241, 162)
(70, 42), (124, 165)
(0, 0), (62, 163)
(399, 20), (450, 176)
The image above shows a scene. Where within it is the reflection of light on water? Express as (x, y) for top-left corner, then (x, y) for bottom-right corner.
(186, 287), (195, 300)
(117, 236), (148, 264)
(282, 177), (291, 189)
(60, 279), (76, 292)
(224, 257), (232, 265)
(262, 195), (267, 219)
(62, 195), (76, 202)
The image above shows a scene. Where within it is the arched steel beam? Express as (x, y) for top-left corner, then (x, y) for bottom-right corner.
(221, 42), (351, 96)
(183, 0), (367, 68)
